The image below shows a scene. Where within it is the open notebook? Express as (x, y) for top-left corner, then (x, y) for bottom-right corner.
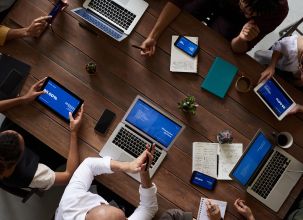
(197, 198), (227, 220)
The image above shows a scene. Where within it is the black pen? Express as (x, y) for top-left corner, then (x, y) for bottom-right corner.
(132, 44), (145, 51)
(145, 144), (153, 171)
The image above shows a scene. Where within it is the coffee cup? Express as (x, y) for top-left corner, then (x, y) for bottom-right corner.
(274, 132), (293, 148)
(235, 75), (253, 93)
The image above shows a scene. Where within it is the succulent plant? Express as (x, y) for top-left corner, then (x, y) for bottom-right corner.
(178, 95), (198, 114)
(86, 62), (97, 74)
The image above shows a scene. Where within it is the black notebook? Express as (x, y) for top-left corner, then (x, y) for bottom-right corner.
(0, 53), (30, 100)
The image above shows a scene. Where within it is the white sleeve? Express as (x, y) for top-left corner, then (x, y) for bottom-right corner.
(128, 184), (158, 220)
(272, 36), (297, 55)
(29, 163), (55, 190)
(66, 156), (113, 192)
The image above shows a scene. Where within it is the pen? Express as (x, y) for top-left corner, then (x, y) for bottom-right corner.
(132, 44), (145, 51)
(145, 144), (153, 171)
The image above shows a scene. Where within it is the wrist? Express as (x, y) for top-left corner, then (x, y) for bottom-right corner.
(70, 130), (78, 136)
(140, 172), (152, 188)
(246, 214), (255, 220)
(22, 27), (30, 37)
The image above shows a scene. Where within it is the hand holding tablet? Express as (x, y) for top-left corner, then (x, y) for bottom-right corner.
(36, 77), (84, 122)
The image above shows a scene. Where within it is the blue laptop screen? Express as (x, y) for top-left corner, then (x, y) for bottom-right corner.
(231, 132), (272, 186)
(257, 79), (293, 116)
(125, 99), (182, 148)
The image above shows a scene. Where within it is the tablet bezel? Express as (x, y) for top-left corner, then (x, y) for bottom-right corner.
(36, 77), (84, 123)
(254, 77), (296, 121)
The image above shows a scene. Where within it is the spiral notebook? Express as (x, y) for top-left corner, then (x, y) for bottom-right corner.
(197, 198), (227, 220)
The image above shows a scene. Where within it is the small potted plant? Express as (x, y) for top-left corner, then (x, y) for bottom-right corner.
(178, 95), (198, 114)
(86, 61), (97, 74)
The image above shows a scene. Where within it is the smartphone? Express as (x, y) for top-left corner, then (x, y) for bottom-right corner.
(174, 36), (199, 57)
(190, 171), (217, 190)
(94, 109), (116, 134)
(48, 0), (67, 24)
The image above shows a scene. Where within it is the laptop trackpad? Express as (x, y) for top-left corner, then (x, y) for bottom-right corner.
(118, 153), (133, 162)
(116, 0), (129, 6)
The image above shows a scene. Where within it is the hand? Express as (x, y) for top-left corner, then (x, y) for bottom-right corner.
(25, 16), (52, 37)
(61, 0), (69, 11)
(206, 199), (221, 220)
(288, 104), (303, 115)
(239, 20), (260, 42)
(22, 77), (47, 103)
(234, 198), (255, 220)
(140, 37), (157, 57)
(126, 144), (155, 173)
(258, 65), (275, 84)
(69, 104), (84, 133)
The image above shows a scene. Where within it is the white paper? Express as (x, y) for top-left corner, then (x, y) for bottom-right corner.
(170, 35), (198, 73)
(217, 143), (243, 180)
(192, 142), (217, 178)
(197, 198), (227, 220)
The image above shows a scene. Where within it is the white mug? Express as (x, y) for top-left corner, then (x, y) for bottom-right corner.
(276, 132), (293, 148)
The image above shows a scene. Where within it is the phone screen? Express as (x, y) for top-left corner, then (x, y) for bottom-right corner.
(174, 36), (199, 57)
(48, 0), (66, 23)
(190, 171), (217, 190)
(95, 109), (116, 133)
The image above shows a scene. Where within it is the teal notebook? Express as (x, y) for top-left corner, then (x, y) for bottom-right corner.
(201, 57), (238, 99)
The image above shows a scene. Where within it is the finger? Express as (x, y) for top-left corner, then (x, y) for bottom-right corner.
(34, 15), (52, 23)
(35, 91), (45, 96)
(69, 112), (74, 121)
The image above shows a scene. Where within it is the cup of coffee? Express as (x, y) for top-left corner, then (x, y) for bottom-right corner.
(274, 132), (293, 148)
(235, 75), (253, 93)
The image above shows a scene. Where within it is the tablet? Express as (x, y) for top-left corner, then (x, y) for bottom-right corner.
(36, 77), (84, 122)
(254, 77), (296, 120)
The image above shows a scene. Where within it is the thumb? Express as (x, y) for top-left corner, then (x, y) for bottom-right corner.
(248, 19), (255, 24)
(69, 112), (73, 121)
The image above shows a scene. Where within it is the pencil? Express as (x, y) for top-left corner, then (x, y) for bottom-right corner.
(132, 44), (145, 51)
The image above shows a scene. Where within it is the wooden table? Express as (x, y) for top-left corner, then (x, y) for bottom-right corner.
(2, 0), (303, 219)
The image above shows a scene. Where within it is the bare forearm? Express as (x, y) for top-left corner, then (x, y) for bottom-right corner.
(6, 28), (28, 41)
(231, 36), (249, 53)
(65, 132), (79, 176)
(0, 96), (26, 112)
(148, 2), (181, 40)
(110, 160), (130, 172)
(140, 171), (152, 188)
(269, 50), (282, 67)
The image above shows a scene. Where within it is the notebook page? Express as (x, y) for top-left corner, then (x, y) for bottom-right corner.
(170, 35), (198, 73)
(217, 143), (243, 180)
(192, 142), (217, 178)
(197, 198), (227, 220)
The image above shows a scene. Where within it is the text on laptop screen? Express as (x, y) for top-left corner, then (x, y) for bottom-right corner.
(257, 79), (293, 116)
(125, 99), (182, 148)
(231, 132), (272, 186)
(37, 79), (81, 121)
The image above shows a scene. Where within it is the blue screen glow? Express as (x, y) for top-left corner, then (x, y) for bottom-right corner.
(175, 37), (198, 56)
(125, 99), (182, 148)
(38, 79), (81, 121)
(257, 79), (293, 116)
(231, 132), (272, 186)
(191, 172), (216, 190)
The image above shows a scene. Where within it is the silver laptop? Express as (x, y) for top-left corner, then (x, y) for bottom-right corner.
(230, 130), (303, 212)
(100, 95), (185, 181)
(71, 0), (148, 41)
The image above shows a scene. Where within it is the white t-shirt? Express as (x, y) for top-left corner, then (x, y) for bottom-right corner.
(55, 157), (158, 220)
(29, 163), (56, 190)
(0, 0), (16, 13)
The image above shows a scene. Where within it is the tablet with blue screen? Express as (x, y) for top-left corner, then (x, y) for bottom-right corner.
(254, 77), (296, 120)
(36, 77), (84, 122)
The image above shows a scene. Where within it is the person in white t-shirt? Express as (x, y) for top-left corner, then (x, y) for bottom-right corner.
(55, 145), (158, 220)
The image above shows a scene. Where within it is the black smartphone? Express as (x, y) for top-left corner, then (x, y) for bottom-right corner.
(174, 36), (199, 57)
(190, 171), (217, 190)
(48, 0), (67, 24)
(94, 109), (116, 134)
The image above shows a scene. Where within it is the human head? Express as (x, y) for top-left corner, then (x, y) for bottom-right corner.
(86, 204), (126, 220)
(239, 0), (280, 18)
(0, 130), (24, 178)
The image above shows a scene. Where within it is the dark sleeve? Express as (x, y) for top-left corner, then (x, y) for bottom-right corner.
(248, 0), (289, 50)
(169, 0), (190, 9)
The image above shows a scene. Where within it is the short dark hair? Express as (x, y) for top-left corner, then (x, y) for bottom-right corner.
(0, 132), (22, 176)
(246, 0), (280, 15)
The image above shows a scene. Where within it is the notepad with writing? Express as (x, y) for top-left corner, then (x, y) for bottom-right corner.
(197, 198), (227, 220)
(170, 35), (198, 73)
(201, 57), (238, 98)
(192, 142), (243, 180)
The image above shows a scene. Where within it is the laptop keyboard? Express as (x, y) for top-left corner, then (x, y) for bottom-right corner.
(112, 127), (162, 168)
(88, 0), (136, 30)
(73, 8), (123, 40)
(251, 151), (290, 199)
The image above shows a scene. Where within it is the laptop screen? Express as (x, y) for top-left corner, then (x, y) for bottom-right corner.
(256, 79), (294, 117)
(231, 132), (272, 186)
(125, 99), (182, 148)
